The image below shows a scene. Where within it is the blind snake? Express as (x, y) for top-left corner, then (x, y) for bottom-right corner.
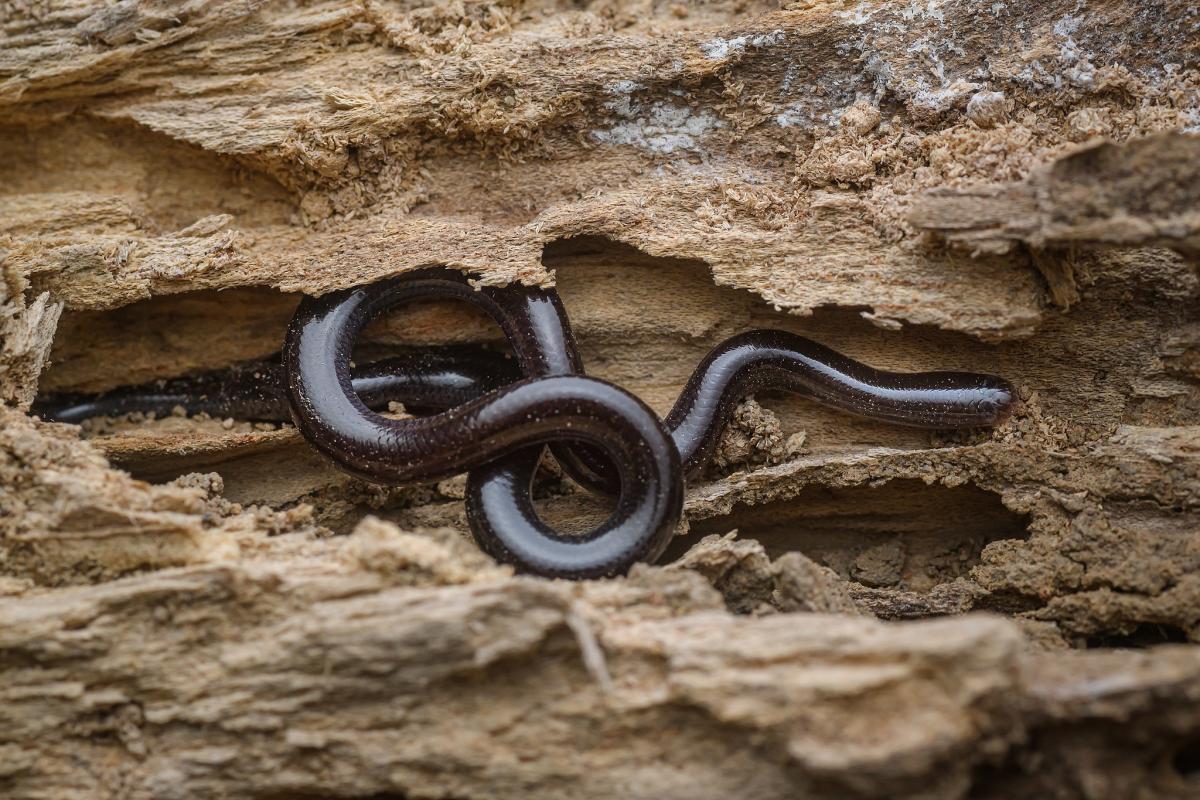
(37, 269), (1015, 579)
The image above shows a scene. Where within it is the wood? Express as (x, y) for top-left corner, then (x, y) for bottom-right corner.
(2, 0), (1199, 797)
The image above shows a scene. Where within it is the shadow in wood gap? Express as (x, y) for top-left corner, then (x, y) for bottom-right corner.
(1174, 737), (1200, 780)
(675, 479), (1030, 594)
(1085, 622), (1190, 649)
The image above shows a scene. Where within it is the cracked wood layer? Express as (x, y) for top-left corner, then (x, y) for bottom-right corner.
(3, 0), (1200, 797)
(1, 539), (1199, 800)
(909, 134), (1200, 258)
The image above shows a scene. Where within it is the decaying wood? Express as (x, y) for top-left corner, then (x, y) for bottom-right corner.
(3, 533), (1200, 800)
(910, 133), (1200, 258)
(2, 0), (1200, 797)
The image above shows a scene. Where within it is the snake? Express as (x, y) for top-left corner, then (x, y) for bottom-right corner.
(36, 270), (1016, 579)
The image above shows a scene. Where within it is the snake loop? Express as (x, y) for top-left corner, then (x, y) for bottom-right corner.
(36, 270), (1015, 579)
(281, 270), (683, 578)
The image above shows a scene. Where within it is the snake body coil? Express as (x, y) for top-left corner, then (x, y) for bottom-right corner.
(37, 270), (1015, 579)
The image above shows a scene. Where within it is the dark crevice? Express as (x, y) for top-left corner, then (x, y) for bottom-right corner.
(973, 590), (1047, 615)
(676, 480), (1030, 595)
(1085, 623), (1190, 649)
(38, 288), (299, 395)
(39, 286), (506, 397)
(543, 234), (710, 269)
(1174, 737), (1200, 779)
(965, 759), (1022, 800)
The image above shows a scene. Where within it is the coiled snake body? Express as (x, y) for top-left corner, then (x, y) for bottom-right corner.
(37, 270), (1015, 579)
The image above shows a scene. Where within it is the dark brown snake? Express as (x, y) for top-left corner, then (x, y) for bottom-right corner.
(37, 269), (1015, 579)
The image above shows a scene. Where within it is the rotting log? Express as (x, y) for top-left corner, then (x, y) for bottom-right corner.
(2, 0), (1200, 797)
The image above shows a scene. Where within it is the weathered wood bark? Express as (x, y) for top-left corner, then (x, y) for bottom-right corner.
(2, 0), (1199, 797)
